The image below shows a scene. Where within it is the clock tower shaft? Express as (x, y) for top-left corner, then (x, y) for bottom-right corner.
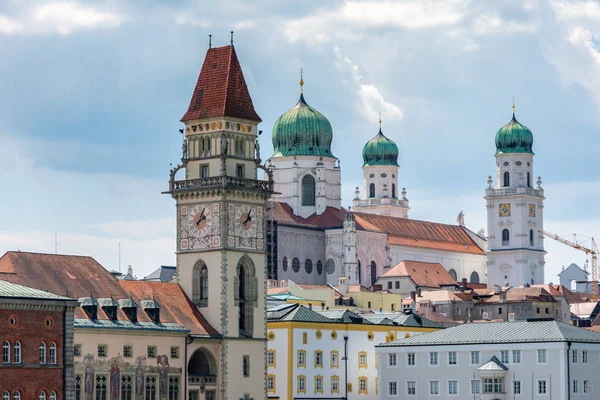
(167, 43), (272, 400)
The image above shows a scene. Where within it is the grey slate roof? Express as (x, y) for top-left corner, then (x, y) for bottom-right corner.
(377, 320), (600, 347)
(386, 313), (443, 329)
(141, 299), (161, 309)
(74, 319), (189, 332)
(118, 298), (138, 308)
(0, 279), (73, 301)
(267, 304), (332, 323)
(479, 356), (508, 371)
(98, 298), (118, 308)
(143, 266), (176, 282)
(315, 309), (372, 324)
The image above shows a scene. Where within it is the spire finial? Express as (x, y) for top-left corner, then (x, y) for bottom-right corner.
(209, 34), (212, 49)
(230, 31), (234, 45)
(512, 97), (515, 116)
(299, 68), (304, 94)
(379, 112), (382, 130)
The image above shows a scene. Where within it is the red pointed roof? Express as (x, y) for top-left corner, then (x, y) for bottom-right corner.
(181, 45), (261, 123)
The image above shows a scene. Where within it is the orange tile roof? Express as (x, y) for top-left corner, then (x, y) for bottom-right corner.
(181, 45), (261, 122)
(270, 202), (347, 229)
(482, 287), (557, 303)
(353, 212), (484, 255)
(267, 286), (290, 295)
(380, 261), (458, 288)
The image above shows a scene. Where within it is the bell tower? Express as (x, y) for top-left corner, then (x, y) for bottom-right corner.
(485, 106), (546, 287)
(167, 42), (271, 400)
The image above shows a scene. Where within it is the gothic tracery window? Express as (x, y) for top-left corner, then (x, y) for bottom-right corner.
(193, 261), (208, 306)
(370, 261), (377, 286)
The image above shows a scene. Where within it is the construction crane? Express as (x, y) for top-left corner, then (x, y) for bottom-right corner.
(539, 230), (598, 301)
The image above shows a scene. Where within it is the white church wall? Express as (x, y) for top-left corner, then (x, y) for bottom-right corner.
(277, 225), (327, 285)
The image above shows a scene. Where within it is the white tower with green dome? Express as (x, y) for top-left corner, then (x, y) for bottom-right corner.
(485, 106), (546, 287)
(267, 76), (341, 218)
(353, 120), (410, 218)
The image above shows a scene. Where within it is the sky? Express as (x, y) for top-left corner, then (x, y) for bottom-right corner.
(2, 0), (600, 285)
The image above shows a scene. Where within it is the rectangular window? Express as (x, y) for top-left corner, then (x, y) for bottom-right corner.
(267, 376), (275, 392)
(429, 380), (439, 395)
(3, 342), (9, 364)
(267, 350), (275, 366)
(358, 377), (367, 394)
(121, 375), (133, 400)
(537, 349), (547, 364)
(147, 346), (156, 358)
(545, 307), (549, 314)
(123, 345), (132, 358)
(483, 378), (503, 393)
(298, 350), (306, 367)
(500, 350), (509, 364)
(243, 355), (250, 377)
(388, 381), (397, 396)
(168, 376), (179, 400)
(331, 351), (339, 368)
(298, 376), (306, 393)
(512, 350), (521, 364)
(145, 375), (157, 400)
(315, 351), (323, 367)
(513, 380), (522, 395)
(536, 307), (541, 313)
(391, 303), (395, 311)
(572, 350), (578, 363)
(448, 351), (457, 365)
(388, 353), (397, 366)
(448, 380), (458, 395)
(170, 346), (179, 359)
(494, 378), (504, 394)
(387, 281), (392, 289)
(395, 281), (400, 289)
(200, 165), (209, 178)
(316, 376), (324, 393)
(359, 352), (367, 367)
(407, 352), (415, 366)
(498, 307), (502, 314)
(406, 381), (416, 396)
(573, 380), (579, 394)
(74, 344), (82, 357)
(538, 380), (547, 394)
(470, 380), (481, 394)
(98, 344), (107, 358)
(331, 376), (339, 393)
(236, 164), (245, 178)
(96, 375), (108, 400)
(583, 380), (590, 393)
(429, 352), (438, 366)
(583, 350), (588, 364)
(470, 351), (480, 365)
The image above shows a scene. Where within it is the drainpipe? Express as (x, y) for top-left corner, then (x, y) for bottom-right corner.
(343, 335), (349, 400)
(567, 341), (572, 400)
(185, 335), (192, 399)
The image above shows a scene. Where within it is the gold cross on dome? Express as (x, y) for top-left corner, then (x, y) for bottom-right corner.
(299, 68), (304, 93)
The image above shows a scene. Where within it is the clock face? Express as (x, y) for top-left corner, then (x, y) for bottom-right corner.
(529, 204), (536, 217)
(499, 203), (511, 217)
(179, 203), (221, 250)
(227, 203), (264, 249)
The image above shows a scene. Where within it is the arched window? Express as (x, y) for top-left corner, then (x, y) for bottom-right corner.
(39, 392), (46, 400)
(530, 229), (534, 246)
(49, 342), (57, 364)
(370, 261), (377, 286)
(470, 271), (480, 284)
(14, 341), (21, 364)
(316, 261), (323, 275)
(369, 183), (375, 198)
(527, 172), (531, 187)
(3, 340), (9, 364)
(301, 175), (316, 206)
(236, 256), (257, 337)
(200, 266), (208, 303)
(357, 260), (362, 284)
(39, 342), (46, 364)
(292, 258), (300, 273)
(188, 348), (217, 376)
(305, 259), (313, 274)
(503, 171), (510, 187)
(502, 229), (510, 246)
(3, 392), (8, 400)
(282, 257), (288, 272)
(448, 269), (457, 281)
(49, 392), (56, 400)
(392, 184), (396, 199)
(13, 391), (20, 400)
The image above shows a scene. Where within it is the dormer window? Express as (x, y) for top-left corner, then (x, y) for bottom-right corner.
(141, 300), (161, 323)
(118, 298), (138, 323)
(79, 297), (98, 320)
(98, 298), (118, 321)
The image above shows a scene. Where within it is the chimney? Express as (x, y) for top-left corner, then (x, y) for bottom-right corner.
(410, 291), (416, 301)
(338, 277), (349, 296)
(462, 278), (467, 289)
(499, 290), (507, 304)
(494, 284), (501, 294)
(308, 303), (312, 310)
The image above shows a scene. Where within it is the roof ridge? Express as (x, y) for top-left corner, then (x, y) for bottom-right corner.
(6, 250), (95, 259)
(222, 45), (234, 118)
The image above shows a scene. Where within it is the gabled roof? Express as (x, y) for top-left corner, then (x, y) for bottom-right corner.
(315, 309), (370, 324)
(413, 290), (465, 303)
(478, 356), (508, 371)
(377, 320), (600, 347)
(267, 303), (332, 323)
(379, 261), (458, 288)
(270, 202), (346, 229)
(570, 302), (600, 319)
(181, 45), (261, 122)
(0, 279), (74, 301)
(353, 212), (484, 255)
(483, 287), (557, 303)
(143, 265), (176, 282)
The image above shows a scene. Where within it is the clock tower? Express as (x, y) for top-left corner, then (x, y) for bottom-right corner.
(167, 43), (272, 400)
(485, 107), (546, 287)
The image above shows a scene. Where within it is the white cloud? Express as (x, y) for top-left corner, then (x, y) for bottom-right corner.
(473, 14), (539, 35)
(552, 0), (600, 20)
(0, 2), (123, 35)
(333, 46), (403, 122)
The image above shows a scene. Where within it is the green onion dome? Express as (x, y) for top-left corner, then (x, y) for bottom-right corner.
(271, 94), (334, 158)
(495, 113), (534, 155)
(362, 128), (399, 167)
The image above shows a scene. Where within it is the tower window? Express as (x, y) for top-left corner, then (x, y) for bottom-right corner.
(370, 261), (377, 286)
(236, 164), (245, 178)
(503, 171), (510, 187)
(369, 183), (375, 198)
(200, 266), (208, 303)
(301, 175), (316, 206)
(530, 229), (534, 246)
(357, 260), (362, 284)
(200, 164), (209, 178)
(392, 184), (396, 199)
(193, 261), (208, 306)
(527, 172), (531, 187)
(502, 229), (510, 246)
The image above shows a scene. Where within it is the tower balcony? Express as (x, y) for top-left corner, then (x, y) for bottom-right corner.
(486, 186), (544, 198)
(169, 176), (273, 193)
(353, 197), (409, 208)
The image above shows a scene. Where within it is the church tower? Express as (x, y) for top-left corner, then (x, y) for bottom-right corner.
(267, 74), (341, 218)
(352, 120), (410, 218)
(168, 43), (271, 400)
(485, 106), (546, 287)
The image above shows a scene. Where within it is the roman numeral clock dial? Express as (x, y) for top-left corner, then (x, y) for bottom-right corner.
(228, 203), (264, 249)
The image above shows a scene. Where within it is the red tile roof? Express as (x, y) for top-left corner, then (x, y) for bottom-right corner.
(181, 45), (261, 122)
(483, 287), (557, 303)
(120, 281), (218, 336)
(353, 212), (484, 255)
(270, 202), (347, 229)
(380, 261), (458, 288)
